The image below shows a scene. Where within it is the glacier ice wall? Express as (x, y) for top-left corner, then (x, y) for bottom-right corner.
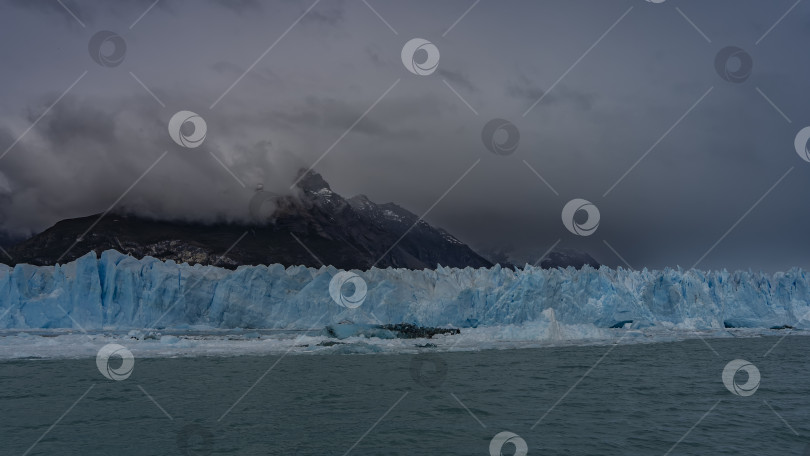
(1, 250), (809, 330)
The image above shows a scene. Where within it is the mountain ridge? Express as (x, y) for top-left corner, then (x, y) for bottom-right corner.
(1, 171), (601, 271)
(1, 171), (493, 270)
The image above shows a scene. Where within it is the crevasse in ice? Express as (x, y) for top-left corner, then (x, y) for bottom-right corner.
(1, 250), (809, 330)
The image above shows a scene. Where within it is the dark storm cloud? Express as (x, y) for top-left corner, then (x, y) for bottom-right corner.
(273, 96), (394, 136)
(437, 68), (477, 93)
(365, 46), (386, 68)
(505, 82), (596, 111)
(302, 1), (345, 26)
(0, 0), (809, 272)
(505, 83), (544, 104)
(0, 93), (306, 238)
(211, 61), (282, 87)
(5, 0), (94, 29)
(8, 0), (79, 16)
(5, 0), (266, 29)
(211, 0), (264, 14)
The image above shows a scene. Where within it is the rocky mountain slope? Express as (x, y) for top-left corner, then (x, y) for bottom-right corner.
(1, 172), (493, 270)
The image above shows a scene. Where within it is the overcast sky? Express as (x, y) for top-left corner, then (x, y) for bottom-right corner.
(0, 0), (809, 272)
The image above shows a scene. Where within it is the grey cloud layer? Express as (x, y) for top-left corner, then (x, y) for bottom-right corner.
(0, 0), (808, 272)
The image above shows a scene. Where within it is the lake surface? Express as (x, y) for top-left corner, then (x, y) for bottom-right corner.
(2, 336), (809, 455)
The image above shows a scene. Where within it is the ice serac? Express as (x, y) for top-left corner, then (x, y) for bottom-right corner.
(0, 250), (809, 331)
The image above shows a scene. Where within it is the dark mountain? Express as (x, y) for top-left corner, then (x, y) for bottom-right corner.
(0, 232), (19, 249)
(1, 171), (493, 270)
(540, 248), (600, 270)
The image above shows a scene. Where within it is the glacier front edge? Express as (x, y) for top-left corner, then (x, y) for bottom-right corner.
(1, 250), (809, 331)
